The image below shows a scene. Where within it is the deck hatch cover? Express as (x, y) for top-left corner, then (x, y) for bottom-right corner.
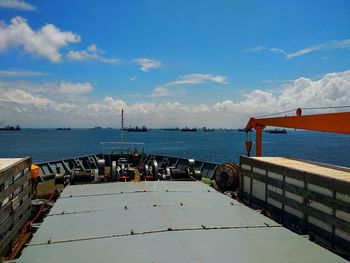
(17, 181), (347, 263)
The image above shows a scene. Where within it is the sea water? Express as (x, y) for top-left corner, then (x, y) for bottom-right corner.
(0, 129), (349, 167)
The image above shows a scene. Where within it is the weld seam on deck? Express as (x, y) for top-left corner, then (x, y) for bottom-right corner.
(48, 202), (241, 216)
(27, 225), (282, 247)
(60, 189), (214, 199)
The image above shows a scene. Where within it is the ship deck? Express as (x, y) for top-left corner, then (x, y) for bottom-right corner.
(17, 181), (347, 262)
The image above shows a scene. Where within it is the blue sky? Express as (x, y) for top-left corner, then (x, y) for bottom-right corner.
(0, 0), (349, 127)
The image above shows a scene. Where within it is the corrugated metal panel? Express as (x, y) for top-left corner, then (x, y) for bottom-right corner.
(17, 181), (347, 263)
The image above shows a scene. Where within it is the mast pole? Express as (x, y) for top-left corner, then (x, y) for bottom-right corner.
(120, 109), (125, 154)
(121, 109), (124, 144)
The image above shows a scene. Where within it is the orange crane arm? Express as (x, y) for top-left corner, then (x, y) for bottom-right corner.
(245, 110), (350, 157)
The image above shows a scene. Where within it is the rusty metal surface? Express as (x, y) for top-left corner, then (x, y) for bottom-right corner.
(17, 181), (348, 263)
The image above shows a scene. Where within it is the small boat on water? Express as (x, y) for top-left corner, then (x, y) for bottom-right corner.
(56, 127), (71, 130)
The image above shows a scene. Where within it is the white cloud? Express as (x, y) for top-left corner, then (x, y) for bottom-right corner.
(269, 39), (350, 59)
(59, 82), (93, 94)
(0, 16), (80, 62)
(170, 74), (228, 85)
(287, 39), (350, 59)
(134, 58), (161, 72)
(53, 102), (75, 112)
(0, 81), (89, 126)
(87, 96), (127, 113)
(245, 46), (265, 53)
(0, 0), (35, 10)
(151, 73), (229, 97)
(1, 89), (51, 106)
(269, 48), (287, 55)
(214, 70), (350, 115)
(0, 69), (47, 78)
(261, 79), (293, 84)
(129, 76), (137, 81)
(0, 71), (349, 128)
(87, 44), (97, 52)
(151, 86), (172, 97)
(67, 44), (119, 64)
(0, 80), (94, 100)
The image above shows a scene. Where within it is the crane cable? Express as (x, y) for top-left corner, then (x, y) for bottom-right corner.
(255, 105), (350, 118)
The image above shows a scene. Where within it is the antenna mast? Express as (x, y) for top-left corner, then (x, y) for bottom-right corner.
(121, 109), (124, 143)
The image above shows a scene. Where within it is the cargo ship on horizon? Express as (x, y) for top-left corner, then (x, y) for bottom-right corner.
(0, 124), (21, 131)
(127, 125), (148, 132)
(265, 128), (287, 134)
(181, 127), (197, 132)
(56, 127), (71, 131)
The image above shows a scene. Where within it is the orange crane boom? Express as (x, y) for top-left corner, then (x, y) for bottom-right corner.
(245, 109), (350, 157)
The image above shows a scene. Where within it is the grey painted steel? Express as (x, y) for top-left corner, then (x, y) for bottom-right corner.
(18, 181), (347, 263)
(60, 181), (217, 197)
(17, 228), (347, 263)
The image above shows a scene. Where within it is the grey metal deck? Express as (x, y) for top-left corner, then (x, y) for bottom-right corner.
(17, 181), (347, 262)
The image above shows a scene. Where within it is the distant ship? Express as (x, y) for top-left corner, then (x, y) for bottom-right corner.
(202, 127), (214, 132)
(92, 126), (102, 130)
(0, 124), (21, 131)
(181, 127), (197, 132)
(56, 128), (71, 130)
(266, 128), (287, 134)
(127, 126), (148, 132)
